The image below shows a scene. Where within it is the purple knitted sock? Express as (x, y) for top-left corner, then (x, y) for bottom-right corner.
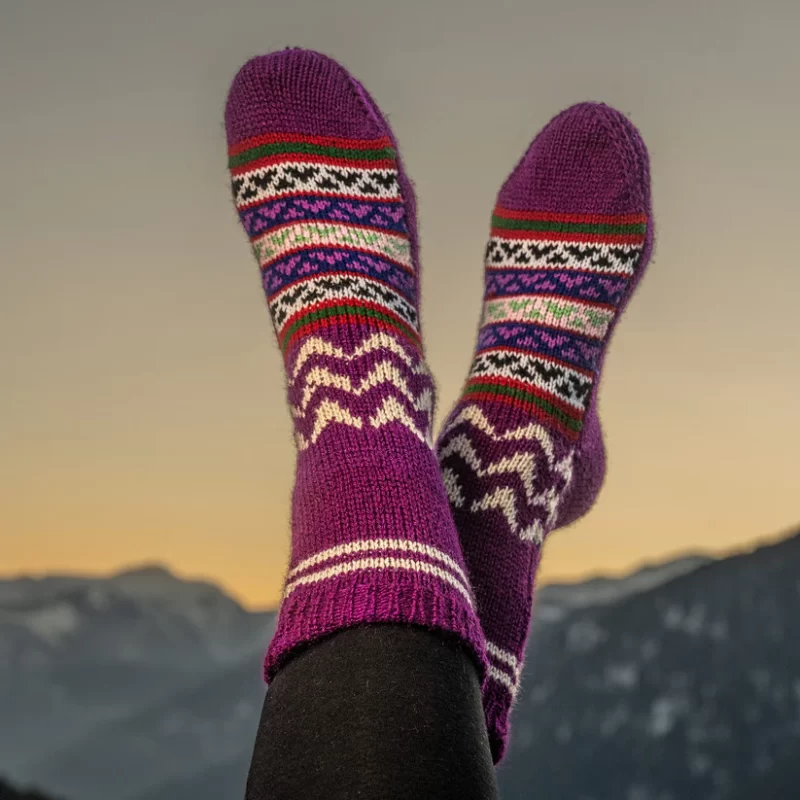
(437, 103), (654, 761)
(225, 49), (487, 683)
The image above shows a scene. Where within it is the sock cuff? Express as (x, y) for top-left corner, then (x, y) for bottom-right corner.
(264, 570), (488, 684)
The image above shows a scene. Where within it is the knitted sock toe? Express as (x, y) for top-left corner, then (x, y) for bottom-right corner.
(226, 48), (487, 684)
(437, 102), (654, 761)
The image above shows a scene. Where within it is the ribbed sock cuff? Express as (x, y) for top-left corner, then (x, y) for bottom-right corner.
(264, 571), (488, 685)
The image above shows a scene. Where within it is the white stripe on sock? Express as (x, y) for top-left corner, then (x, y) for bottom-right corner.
(283, 554), (474, 609)
(486, 641), (522, 682)
(287, 538), (471, 589)
(487, 665), (518, 697)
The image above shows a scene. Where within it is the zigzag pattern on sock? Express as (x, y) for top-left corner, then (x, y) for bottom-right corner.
(225, 48), (489, 699)
(439, 405), (574, 545)
(230, 133), (434, 449)
(435, 102), (653, 764)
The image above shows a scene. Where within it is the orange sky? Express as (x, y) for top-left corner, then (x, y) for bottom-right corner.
(2, 0), (798, 609)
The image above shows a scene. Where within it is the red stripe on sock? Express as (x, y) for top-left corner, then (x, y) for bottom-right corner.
(230, 153), (397, 175)
(462, 390), (582, 442)
(237, 190), (404, 213)
(490, 228), (646, 245)
(281, 310), (421, 356)
(465, 375), (584, 421)
(493, 206), (647, 225)
(228, 133), (394, 157)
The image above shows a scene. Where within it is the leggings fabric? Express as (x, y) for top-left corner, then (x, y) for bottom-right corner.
(245, 624), (500, 800)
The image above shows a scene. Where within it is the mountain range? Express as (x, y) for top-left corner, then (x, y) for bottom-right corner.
(1, 529), (798, 799)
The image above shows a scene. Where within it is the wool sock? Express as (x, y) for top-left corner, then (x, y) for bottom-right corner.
(225, 49), (487, 684)
(437, 102), (654, 762)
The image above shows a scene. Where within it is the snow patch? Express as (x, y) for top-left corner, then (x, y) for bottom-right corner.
(648, 696), (686, 737)
(7, 603), (80, 644)
(605, 663), (639, 690)
(567, 620), (607, 653)
(555, 720), (572, 744)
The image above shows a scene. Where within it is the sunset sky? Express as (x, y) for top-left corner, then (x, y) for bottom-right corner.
(2, 0), (798, 609)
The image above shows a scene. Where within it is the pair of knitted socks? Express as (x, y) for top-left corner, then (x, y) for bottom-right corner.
(225, 48), (653, 762)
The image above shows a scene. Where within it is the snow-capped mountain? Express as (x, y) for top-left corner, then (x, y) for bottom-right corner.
(533, 554), (712, 623)
(0, 565), (271, 667)
(498, 529), (800, 800)
(0, 566), (274, 781)
(2, 530), (798, 800)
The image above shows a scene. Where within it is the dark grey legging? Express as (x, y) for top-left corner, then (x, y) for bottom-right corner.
(245, 624), (500, 799)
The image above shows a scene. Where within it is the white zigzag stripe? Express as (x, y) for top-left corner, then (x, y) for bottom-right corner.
(439, 434), (539, 505)
(441, 467), (466, 508)
(439, 405), (575, 541)
(486, 641), (522, 682)
(287, 538), (471, 590)
(295, 399), (362, 450)
(292, 362), (433, 419)
(289, 332), (430, 384)
(487, 665), (518, 697)
(369, 395), (433, 448)
(295, 394), (434, 451)
(441, 405), (557, 465)
(470, 486), (550, 545)
(283, 556), (475, 609)
(444, 463), (573, 542)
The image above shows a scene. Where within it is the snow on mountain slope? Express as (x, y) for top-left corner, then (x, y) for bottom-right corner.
(0, 565), (274, 784)
(5, 533), (797, 800)
(533, 554), (712, 623)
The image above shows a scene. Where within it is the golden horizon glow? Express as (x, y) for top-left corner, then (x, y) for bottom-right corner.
(3, 526), (796, 612)
(2, 0), (799, 611)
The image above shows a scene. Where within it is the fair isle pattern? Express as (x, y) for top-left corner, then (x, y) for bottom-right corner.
(432, 104), (654, 762)
(228, 133), (435, 451)
(438, 405), (574, 545)
(485, 270), (629, 306)
(285, 331), (435, 449)
(232, 163), (401, 207)
(240, 197), (409, 239)
(268, 273), (419, 333)
(230, 134), (422, 361)
(460, 206), (647, 441)
(469, 349), (593, 410)
(251, 221), (412, 272)
(263, 249), (416, 299)
(485, 238), (641, 275)
(288, 332), (431, 383)
(482, 294), (615, 339)
(227, 51), (488, 705)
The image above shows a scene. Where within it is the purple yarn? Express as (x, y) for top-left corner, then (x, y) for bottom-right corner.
(438, 102), (654, 761)
(225, 48), (488, 686)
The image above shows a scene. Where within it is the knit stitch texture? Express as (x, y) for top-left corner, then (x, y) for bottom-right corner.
(437, 102), (654, 762)
(225, 49), (487, 684)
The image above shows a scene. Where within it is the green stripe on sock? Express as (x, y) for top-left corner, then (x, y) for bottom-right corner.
(492, 215), (646, 236)
(230, 142), (396, 169)
(464, 380), (584, 432)
(280, 303), (414, 351)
